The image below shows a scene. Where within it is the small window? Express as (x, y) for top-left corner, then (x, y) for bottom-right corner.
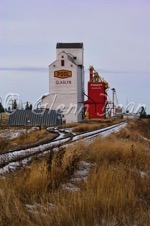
(62, 55), (64, 58)
(61, 60), (64, 66)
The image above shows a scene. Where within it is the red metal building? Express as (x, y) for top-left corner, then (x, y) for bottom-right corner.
(84, 66), (109, 119)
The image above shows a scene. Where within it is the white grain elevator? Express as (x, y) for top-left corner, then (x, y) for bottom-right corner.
(42, 43), (84, 123)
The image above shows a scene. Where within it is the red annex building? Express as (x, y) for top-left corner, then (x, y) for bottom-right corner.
(84, 66), (109, 119)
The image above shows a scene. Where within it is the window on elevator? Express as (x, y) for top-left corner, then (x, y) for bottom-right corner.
(61, 60), (64, 66)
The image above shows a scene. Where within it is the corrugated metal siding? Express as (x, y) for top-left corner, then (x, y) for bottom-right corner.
(8, 109), (62, 126)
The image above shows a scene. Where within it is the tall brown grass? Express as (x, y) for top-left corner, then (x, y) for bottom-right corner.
(0, 120), (150, 226)
(59, 118), (124, 133)
(72, 118), (125, 133)
(0, 129), (57, 153)
(130, 118), (150, 139)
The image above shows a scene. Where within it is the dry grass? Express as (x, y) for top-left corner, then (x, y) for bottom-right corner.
(0, 119), (150, 225)
(14, 129), (51, 144)
(129, 119), (150, 139)
(59, 118), (124, 133)
(0, 138), (10, 152)
(0, 129), (57, 153)
(72, 123), (105, 133)
(59, 122), (80, 128)
(72, 118), (124, 133)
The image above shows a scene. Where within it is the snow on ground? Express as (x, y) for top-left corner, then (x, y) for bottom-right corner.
(26, 203), (55, 212)
(54, 128), (76, 141)
(54, 132), (65, 140)
(71, 161), (96, 182)
(140, 171), (148, 178)
(53, 130), (66, 140)
(0, 137), (70, 175)
(140, 135), (150, 142)
(0, 127), (40, 140)
(47, 127), (75, 141)
(72, 122), (127, 142)
(49, 123), (127, 193)
(26, 202), (56, 216)
(0, 129), (26, 140)
(62, 127), (76, 135)
(61, 183), (80, 192)
(61, 161), (96, 192)
(0, 157), (32, 175)
(82, 122), (127, 143)
(0, 123), (127, 176)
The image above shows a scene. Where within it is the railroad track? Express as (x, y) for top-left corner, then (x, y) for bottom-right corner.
(0, 122), (127, 175)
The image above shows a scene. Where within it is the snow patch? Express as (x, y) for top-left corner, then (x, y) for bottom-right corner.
(74, 122), (127, 142)
(26, 202), (56, 216)
(61, 183), (80, 192)
(140, 135), (150, 142)
(0, 127), (40, 140)
(0, 129), (26, 140)
(73, 161), (95, 179)
(140, 171), (148, 178)
(0, 157), (32, 175)
(61, 161), (96, 192)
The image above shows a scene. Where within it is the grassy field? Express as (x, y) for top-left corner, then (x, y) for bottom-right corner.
(0, 129), (57, 153)
(61, 118), (125, 133)
(0, 119), (150, 225)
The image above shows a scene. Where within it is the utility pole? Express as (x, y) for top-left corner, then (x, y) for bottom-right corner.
(111, 88), (116, 117)
(0, 98), (2, 126)
(25, 114), (29, 138)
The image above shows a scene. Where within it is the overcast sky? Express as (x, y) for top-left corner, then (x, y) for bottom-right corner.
(0, 0), (150, 112)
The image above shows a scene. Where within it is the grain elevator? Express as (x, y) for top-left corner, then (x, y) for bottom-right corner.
(84, 66), (109, 119)
(42, 43), (84, 123)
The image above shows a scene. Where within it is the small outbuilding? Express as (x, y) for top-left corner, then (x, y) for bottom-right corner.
(8, 109), (62, 126)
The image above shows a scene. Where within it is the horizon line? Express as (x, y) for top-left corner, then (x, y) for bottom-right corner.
(0, 67), (150, 74)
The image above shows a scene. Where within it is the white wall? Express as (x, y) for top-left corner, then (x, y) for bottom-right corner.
(43, 47), (84, 123)
(56, 48), (84, 66)
(48, 54), (82, 122)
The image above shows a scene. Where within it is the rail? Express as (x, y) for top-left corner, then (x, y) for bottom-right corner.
(0, 122), (127, 175)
